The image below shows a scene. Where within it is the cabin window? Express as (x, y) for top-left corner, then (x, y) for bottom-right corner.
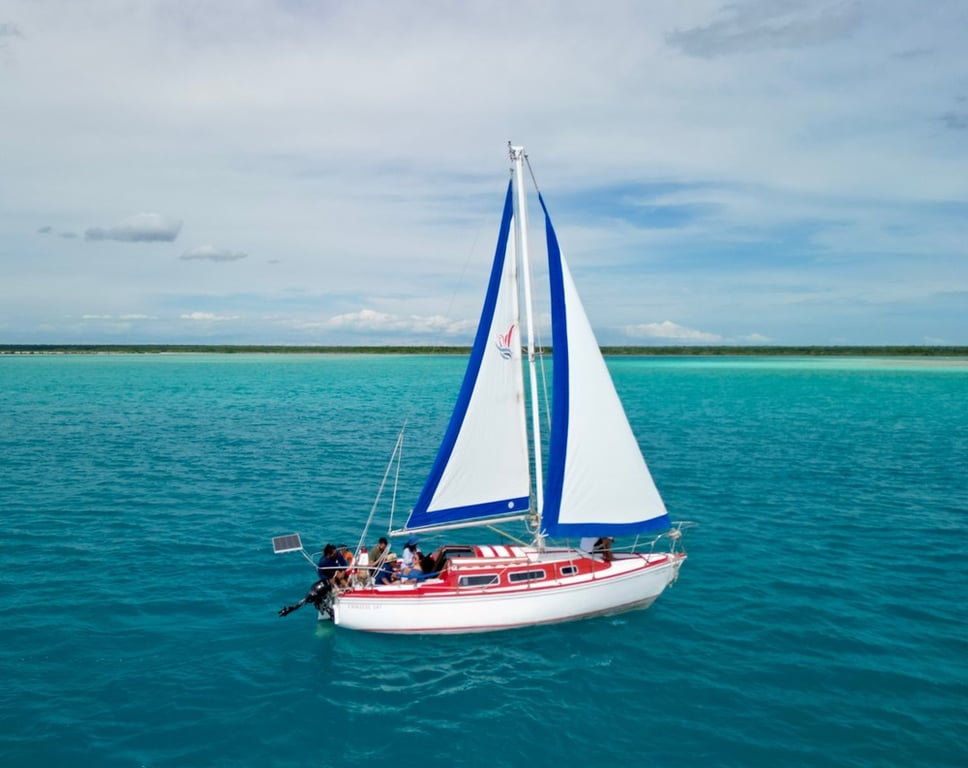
(441, 547), (476, 561)
(560, 565), (578, 576)
(458, 574), (499, 588)
(508, 569), (546, 583)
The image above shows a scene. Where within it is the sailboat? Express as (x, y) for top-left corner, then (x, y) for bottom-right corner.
(282, 144), (687, 633)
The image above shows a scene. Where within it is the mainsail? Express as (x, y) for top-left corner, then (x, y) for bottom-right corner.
(405, 183), (531, 531)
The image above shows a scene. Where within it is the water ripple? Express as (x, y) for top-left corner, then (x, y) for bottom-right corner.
(1, 355), (966, 767)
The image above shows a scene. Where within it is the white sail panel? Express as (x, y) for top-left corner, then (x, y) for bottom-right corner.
(405, 183), (531, 531)
(554, 255), (667, 530)
(426, 272), (530, 514)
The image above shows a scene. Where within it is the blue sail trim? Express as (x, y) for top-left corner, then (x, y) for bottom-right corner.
(538, 193), (570, 538)
(537, 193), (671, 538)
(405, 496), (532, 530)
(405, 181), (516, 530)
(544, 516), (672, 538)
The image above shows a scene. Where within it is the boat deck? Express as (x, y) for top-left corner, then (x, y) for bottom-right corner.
(343, 544), (675, 598)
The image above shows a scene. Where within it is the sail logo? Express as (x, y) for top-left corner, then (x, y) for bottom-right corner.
(495, 324), (515, 359)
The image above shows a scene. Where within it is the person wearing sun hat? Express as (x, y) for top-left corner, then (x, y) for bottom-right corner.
(374, 553), (399, 585)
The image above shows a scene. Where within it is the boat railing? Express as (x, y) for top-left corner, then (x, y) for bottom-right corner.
(624, 520), (697, 559)
(633, 520), (699, 555)
(345, 523), (697, 592)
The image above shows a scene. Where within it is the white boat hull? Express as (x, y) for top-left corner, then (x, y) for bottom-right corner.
(332, 551), (684, 634)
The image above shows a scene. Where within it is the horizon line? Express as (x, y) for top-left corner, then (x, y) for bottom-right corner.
(3, 344), (968, 357)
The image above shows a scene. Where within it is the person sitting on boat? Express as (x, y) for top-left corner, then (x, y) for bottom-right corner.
(579, 536), (614, 561)
(399, 537), (419, 576)
(374, 554), (399, 585)
(369, 537), (390, 569)
(593, 537), (615, 562)
(318, 543), (350, 588)
(397, 551), (441, 584)
(339, 544), (354, 568)
(397, 558), (423, 583)
(419, 552), (437, 574)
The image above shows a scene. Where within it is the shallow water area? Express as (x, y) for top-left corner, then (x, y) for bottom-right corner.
(2, 353), (966, 767)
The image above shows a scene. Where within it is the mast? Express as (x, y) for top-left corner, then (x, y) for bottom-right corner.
(509, 143), (544, 528)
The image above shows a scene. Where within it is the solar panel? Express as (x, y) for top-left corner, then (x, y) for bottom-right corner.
(272, 533), (303, 554)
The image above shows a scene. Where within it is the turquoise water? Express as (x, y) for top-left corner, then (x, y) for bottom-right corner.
(2, 354), (966, 767)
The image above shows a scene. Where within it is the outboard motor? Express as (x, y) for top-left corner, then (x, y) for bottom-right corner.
(278, 579), (333, 617)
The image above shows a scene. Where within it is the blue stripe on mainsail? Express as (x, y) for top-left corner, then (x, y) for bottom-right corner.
(539, 192), (569, 537)
(405, 496), (531, 530)
(405, 181), (516, 530)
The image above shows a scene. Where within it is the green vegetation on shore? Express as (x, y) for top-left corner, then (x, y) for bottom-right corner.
(2, 344), (967, 356)
(0, 344), (471, 355)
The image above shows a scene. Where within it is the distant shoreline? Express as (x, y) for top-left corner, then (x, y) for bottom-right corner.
(2, 344), (967, 357)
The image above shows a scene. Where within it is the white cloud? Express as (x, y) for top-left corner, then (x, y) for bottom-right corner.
(0, 22), (23, 39)
(667, 1), (862, 58)
(625, 321), (724, 343)
(82, 313), (154, 321)
(85, 213), (182, 243)
(737, 333), (772, 344)
(180, 312), (239, 322)
(1, 1), (966, 345)
(0, 22), (23, 58)
(625, 320), (723, 343)
(326, 309), (475, 337)
(181, 245), (248, 262)
(623, 323), (774, 345)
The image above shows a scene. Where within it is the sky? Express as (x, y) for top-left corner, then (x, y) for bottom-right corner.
(2, 0), (966, 346)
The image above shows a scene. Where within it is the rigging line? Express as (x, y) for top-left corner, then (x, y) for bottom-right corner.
(389, 423), (405, 532)
(524, 152), (541, 195)
(527, 250), (549, 432)
(436, 222), (484, 350)
(485, 524), (530, 547)
(525, 232), (552, 433)
(355, 424), (406, 558)
(537, 334), (551, 433)
(520, 151), (553, 432)
(386, 192), (488, 447)
(360, 192), (488, 536)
